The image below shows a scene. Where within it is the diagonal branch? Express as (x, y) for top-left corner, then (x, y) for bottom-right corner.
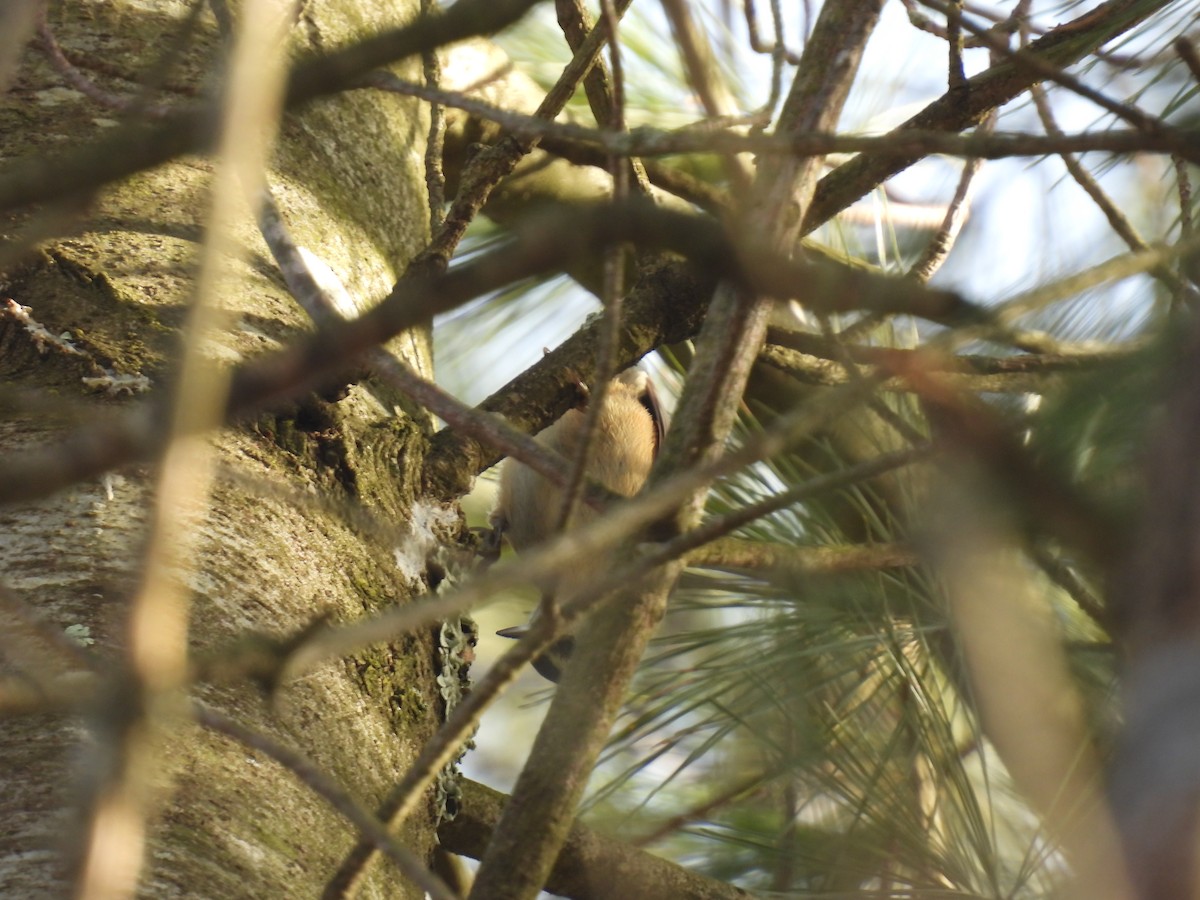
(805, 0), (1180, 232)
(466, 3), (888, 897)
(442, 779), (755, 900)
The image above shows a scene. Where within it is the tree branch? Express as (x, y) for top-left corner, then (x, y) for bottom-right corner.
(467, 3), (888, 896)
(805, 0), (1182, 231)
(441, 779), (754, 900)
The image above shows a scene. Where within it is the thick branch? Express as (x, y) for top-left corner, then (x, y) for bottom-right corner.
(467, 2), (887, 897)
(441, 779), (753, 900)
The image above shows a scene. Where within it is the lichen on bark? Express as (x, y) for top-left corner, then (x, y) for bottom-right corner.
(0, 1), (456, 897)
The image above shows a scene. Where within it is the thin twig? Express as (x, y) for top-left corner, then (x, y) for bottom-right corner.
(631, 769), (776, 847)
(33, 7), (178, 118)
(924, 0), (1182, 144)
(421, 0), (446, 233)
(1030, 544), (1108, 629)
(804, 1), (1188, 232)
(403, 0), (635, 276)
(551, 0), (631, 536)
(906, 112), (994, 283)
(361, 69), (1200, 162)
(743, 0), (802, 64)
(660, 0), (755, 185)
(552, 0), (650, 196)
(684, 537), (918, 573)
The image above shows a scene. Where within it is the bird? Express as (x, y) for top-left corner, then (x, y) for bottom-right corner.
(491, 367), (665, 682)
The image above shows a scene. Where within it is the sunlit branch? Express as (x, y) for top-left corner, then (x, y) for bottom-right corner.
(420, 0), (446, 233)
(759, 338), (1134, 394)
(906, 113), (994, 284)
(553, 0), (651, 197)
(402, 0), (635, 275)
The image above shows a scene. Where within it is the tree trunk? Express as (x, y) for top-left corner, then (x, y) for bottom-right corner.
(0, 1), (451, 896)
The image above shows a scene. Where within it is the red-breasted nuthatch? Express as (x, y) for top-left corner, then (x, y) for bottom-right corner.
(492, 367), (664, 682)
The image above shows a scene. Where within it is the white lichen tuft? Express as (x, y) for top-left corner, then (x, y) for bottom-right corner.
(4, 299), (83, 355)
(434, 615), (478, 823)
(392, 499), (459, 584)
(81, 370), (152, 396)
(3, 300), (152, 395)
(64, 624), (94, 647)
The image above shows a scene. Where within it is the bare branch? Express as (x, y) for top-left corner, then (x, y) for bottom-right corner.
(468, 2), (889, 895)
(441, 779), (755, 900)
(354, 73), (1200, 162)
(806, 0), (1186, 231)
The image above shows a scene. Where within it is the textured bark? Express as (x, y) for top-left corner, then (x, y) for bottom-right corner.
(0, 1), (450, 897)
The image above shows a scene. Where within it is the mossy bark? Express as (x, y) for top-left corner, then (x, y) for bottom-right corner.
(0, 2), (452, 897)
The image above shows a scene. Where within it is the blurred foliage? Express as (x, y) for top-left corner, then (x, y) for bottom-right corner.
(437, 0), (1198, 894)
